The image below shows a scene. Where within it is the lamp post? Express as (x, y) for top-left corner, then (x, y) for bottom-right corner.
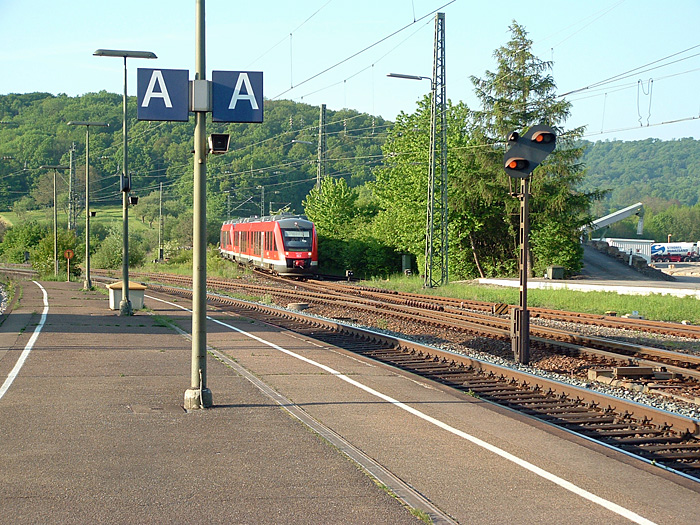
(387, 72), (442, 288)
(94, 49), (157, 316)
(39, 165), (69, 276)
(67, 121), (109, 290)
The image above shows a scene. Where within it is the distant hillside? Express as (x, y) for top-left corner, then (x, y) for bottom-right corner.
(578, 138), (700, 213)
(0, 92), (389, 216)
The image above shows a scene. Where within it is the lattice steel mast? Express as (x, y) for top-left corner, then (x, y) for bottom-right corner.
(424, 12), (447, 288)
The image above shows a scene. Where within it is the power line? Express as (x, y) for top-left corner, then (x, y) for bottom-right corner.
(559, 44), (700, 98)
(272, 0), (455, 99)
(246, 0), (335, 69)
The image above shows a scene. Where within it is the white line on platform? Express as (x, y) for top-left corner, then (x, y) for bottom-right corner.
(0, 281), (49, 401)
(148, 294), (657, 525)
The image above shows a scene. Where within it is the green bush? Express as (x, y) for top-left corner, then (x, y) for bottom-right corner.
(0, 221), (47, 263)
(92, 228), (145, 270)
(31, 229), (81, 278)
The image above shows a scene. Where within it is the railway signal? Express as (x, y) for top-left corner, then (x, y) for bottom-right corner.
(503, 125), (556, 178)
(503, 124), (557, 365)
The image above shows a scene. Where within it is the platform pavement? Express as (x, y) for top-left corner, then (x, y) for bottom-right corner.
(3, 279), (700, 524)
(0, 280), (416, 524)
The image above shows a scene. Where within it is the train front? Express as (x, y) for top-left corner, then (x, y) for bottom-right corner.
(277, 216), (318, 276)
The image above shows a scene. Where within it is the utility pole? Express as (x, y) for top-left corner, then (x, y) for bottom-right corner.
(158, 181), (164, 260)
(424, 12), (447, 288)
(68, 144), (76, 231)
(39, 165), (69, 276)
(259, 185), (265, 217)
(316, 103), (326, 188)
(184, 0), (213, 409)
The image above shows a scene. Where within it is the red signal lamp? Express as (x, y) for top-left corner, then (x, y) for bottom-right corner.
(531, 131), (555, 144)
(506, 158), (529, 170)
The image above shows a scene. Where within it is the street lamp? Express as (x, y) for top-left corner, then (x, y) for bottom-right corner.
(387, 72), (432, 83)
(39, 165), (69, 276)
(388, 73), (438, 286)
(94, 48), (157, 316)
(67, 121), (109, 290)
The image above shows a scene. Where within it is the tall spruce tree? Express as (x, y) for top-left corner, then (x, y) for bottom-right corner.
(456, 21), (601, 277)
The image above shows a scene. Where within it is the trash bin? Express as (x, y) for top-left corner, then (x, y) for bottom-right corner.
(546, 265), (565, 279)
(106, 282), (147, 310)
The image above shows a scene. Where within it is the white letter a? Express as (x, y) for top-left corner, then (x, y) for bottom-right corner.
(141, 70), (173, 108)
(228, 73), (259, 110)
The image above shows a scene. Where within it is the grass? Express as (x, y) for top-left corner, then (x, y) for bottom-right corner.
(0, 205), (152, 236)
(365, 274), (700, 325)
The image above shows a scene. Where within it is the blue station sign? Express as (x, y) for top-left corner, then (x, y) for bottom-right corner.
(137, 68), (189, 122)
(212, 71), (263, 123)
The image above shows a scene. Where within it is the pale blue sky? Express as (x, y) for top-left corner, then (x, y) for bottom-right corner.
(1, 0), (698, 141)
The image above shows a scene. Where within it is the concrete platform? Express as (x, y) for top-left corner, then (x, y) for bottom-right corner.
(1, 280), (700, 524)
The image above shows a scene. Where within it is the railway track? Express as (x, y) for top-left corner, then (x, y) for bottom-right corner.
(100, 269), (700, 386)
(302, 277), (700, 339)
(7, 267), (700, 390)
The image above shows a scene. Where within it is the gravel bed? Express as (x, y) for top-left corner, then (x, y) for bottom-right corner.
(531, 316), (700, 356)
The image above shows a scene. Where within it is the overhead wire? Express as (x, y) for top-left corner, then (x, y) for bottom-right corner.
(246, 0), (335, 69)
(559, 45), (700, 98)
(296, 18), (432, 103)
(272, 0), (456, 99)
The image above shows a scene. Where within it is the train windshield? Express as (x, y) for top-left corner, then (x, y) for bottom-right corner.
(281, 228), (313, 250)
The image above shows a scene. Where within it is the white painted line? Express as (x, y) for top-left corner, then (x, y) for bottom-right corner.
(148, 294), (657, 525)
(0, 281), (49, 401)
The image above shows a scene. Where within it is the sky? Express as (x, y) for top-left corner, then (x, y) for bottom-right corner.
(1, 0), (699, 142)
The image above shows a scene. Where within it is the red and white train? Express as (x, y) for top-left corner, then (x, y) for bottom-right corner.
(219, 214), (318, 277)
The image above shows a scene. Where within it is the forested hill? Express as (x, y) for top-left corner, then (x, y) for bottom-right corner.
(3, 91), (699, 219)
(578, 137), (700, 213)
(0, 92), (388, 215)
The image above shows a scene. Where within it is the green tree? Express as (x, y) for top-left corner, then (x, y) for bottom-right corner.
(31, 228), (81, 278)
(460, 21), (599, 277)
(302, 176), (358, 238)
(91, 227), (144, 269)
(0, 221), (47, 263)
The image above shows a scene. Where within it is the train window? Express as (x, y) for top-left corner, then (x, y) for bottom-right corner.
(281, 228), (312, 250)
(253, 231), (262, 255)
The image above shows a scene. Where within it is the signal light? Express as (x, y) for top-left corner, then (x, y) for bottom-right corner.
(506, 158), (528, 170)
(503, 124), (557, 179)
(532, 131), (555, 144)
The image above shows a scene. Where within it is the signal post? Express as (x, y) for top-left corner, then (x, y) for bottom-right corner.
(503, 125), (556, 364)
